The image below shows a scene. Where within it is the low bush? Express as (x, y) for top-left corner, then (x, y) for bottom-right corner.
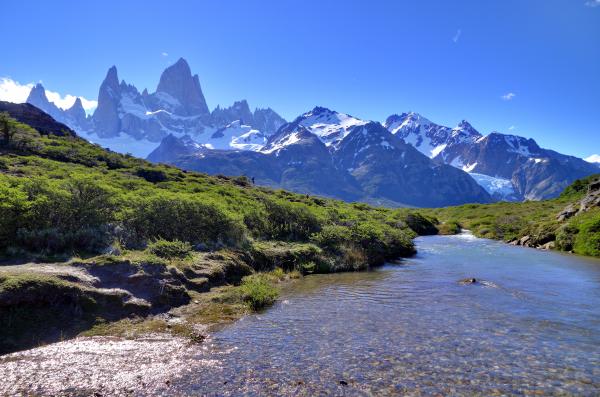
(121, 194), (247, 249)
(147, 239), (193, 259)
(573, 211), (600, 256)
(239, 273), (279, 311)
(437, 221), (461, 235)
(404, 213), (438, 235)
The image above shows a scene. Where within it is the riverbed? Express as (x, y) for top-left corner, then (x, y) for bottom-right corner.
(1, 234), (599, 396)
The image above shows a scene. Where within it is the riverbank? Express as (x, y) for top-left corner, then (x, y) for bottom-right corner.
(2, 234), (599, 396)
(1, 234), (422, 354)
(422, 174), (600, 257)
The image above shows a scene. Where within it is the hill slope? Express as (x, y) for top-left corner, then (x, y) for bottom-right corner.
(0, 102), (433, 353)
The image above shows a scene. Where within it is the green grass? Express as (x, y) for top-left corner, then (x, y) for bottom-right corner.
(238, 273), (280, 311)
(147, 239), (193, 259)
(420, 174), (600, 257)
(0, 115), (429, 268)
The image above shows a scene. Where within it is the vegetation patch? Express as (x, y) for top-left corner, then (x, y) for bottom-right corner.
(147, 239), (193, 259)
(421, 174), (600, 257)
(238, 273), (280, 311)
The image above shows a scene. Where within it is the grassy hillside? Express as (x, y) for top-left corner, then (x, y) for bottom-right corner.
(0, 109), (435, 353)
(0, 112), (428, 265)
(421, 174), (600, 257)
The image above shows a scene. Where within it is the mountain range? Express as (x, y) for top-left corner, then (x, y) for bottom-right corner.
(26, 58), (286, 158)
(24, 58), (599, 207)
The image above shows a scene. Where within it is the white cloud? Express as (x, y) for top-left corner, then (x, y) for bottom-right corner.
(453, 29), (462, 43)
(585, 154), (600, 163)
(0, 77), (97, 114)
(0, 77), (34, 103)
(161, 52), (169, 57)
(585, 0), (600, 7)
(502, 92), (516, 101)
(508, 125), (516, 131)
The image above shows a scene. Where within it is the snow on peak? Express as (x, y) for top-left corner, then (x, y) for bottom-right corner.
(296, 106), (367, 147)
(204, 120), (266, 151)
(385, 112), (452, 158)
(261, 130), (303, 155)
(501, 134), (536, 157)
(452, 120), (481, 138)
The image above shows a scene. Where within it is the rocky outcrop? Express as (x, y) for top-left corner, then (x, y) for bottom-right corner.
(211, 102), (286, 135)
(93, 66), (122, 137)
(146, 134), (203, 164)
(557, 178), (600, 221)
(155, 58), (210, 116)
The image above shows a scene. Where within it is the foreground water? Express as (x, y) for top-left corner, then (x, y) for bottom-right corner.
(2, 234), (600, 396)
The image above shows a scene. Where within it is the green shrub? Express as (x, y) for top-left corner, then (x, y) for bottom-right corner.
(239, 274), (279, 311)
(147, 239), (193, 259)
(437, 221), (461, 235)
(573, 212), (600, 256)
(0, 176), (116, 253)
(262, 199), (321, 241)
(404, 213), (438, 235)
(310, 225), (349, 251)
(135, 167), (168, 183)
(556, 224), (578, 251)
(121, 194), (247, 249)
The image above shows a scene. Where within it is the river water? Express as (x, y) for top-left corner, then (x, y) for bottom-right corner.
(2, 234), (600, 396)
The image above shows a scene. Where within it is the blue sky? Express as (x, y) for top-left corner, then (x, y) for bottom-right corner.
(1, 0), (599, 159)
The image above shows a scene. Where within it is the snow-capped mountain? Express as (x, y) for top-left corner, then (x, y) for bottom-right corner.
(292, 106), (367, 148)
(26, 83), (92, 132)
(385, 114), (599, 201)
(26, 58), (286, 158)
(150, 107), (493, 207)
(23, 59), (596, 205)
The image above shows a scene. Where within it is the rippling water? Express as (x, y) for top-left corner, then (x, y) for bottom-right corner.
(2, 234), (599, 396)
(177, 234), (600, 396)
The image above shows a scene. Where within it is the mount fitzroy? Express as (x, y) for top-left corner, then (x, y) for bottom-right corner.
(27, 58), (598, 207)
(27, 57), (286, 157)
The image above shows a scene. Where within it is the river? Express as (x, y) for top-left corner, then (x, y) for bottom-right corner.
(2, 233), (600, 396)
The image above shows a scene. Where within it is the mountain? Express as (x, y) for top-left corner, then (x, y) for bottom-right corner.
(26, 83), (91, 133)
(151, 107), (493, 207)
(21, 60), (595, 204)
(26, 58), (286, 158)
(333, 122), (491, 207)
(385, 113), (599, 201)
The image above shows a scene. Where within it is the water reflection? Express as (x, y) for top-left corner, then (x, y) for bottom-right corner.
(177, 234), (600, 396)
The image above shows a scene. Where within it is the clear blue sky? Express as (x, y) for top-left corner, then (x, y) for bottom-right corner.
(1, 0), (599, 158)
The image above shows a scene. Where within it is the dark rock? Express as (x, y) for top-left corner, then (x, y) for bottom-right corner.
(459, 278), (478, 285)
(519, 235), (531, 246)
(557, 204), (578, 221)
(155, 58), (209, 116)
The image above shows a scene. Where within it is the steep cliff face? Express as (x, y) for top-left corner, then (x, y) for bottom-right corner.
(26, 59), (286, 158)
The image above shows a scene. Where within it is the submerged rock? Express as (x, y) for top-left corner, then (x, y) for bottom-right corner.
(458, 278), (478, 285)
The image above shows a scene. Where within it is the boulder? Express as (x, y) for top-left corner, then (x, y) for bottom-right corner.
(541, 241), (555, 250)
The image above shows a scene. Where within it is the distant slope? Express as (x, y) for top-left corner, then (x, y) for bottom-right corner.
(422, 174), (600, 257)
(151, 107), (493, 208)
(385, 112), (599, 201)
